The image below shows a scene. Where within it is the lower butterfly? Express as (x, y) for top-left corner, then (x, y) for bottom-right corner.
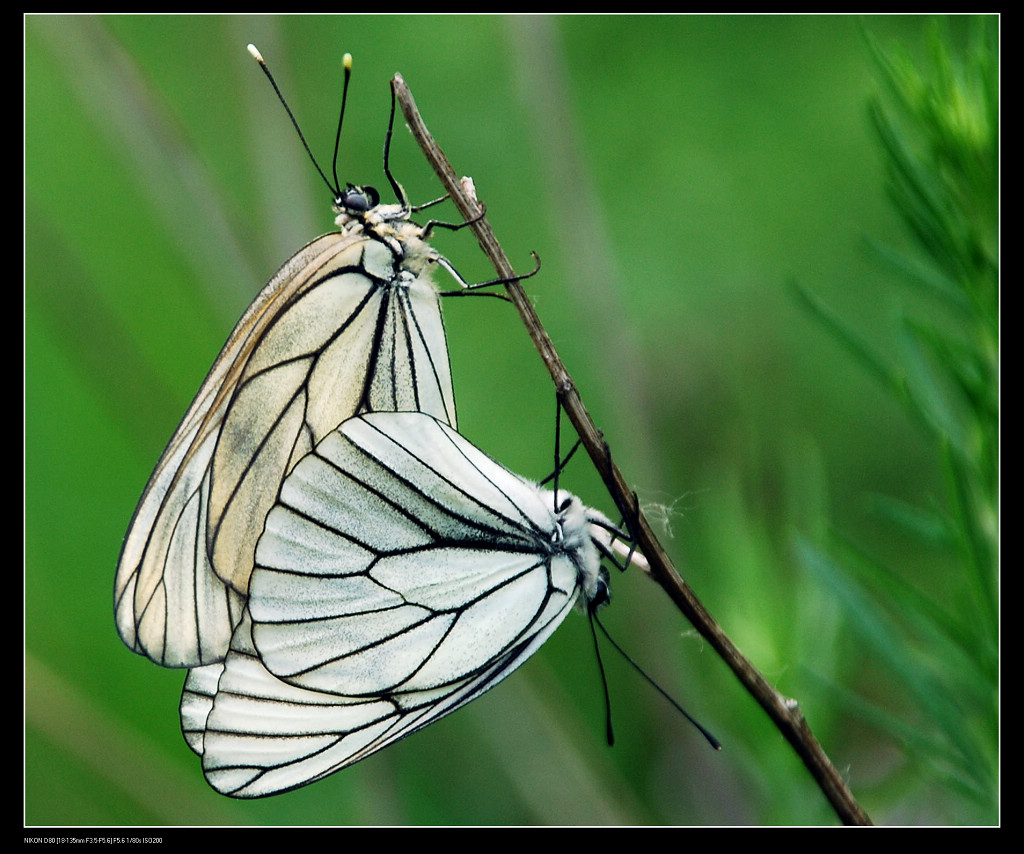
(180, 411), (622, 798)
(114, 49), (463, 669)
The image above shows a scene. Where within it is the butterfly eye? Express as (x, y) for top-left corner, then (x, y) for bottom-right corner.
(339, 184), (380, 213)
(589, 578), (611, 612)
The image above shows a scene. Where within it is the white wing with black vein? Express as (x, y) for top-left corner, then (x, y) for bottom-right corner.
(115, 226), (456, 669)
(249, 411), (581, 696)
(179, 606), (562, 798)
(178, 411), (611, 797)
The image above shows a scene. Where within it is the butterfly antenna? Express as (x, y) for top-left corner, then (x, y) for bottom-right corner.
(384, 80), (410, 209)
(552, 397), (562, 509)
(247, 44), (340, 199)
(593, 613), (721, 751)
(588, 610), (616, 746)
(331, 53), (354, 196)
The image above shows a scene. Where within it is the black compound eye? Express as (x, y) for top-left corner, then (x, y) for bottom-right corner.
(339, 185), (380, 213)
(589, 579), (611, 613)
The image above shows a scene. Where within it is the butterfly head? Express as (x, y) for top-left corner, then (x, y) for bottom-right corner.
(334, 184), (381, 217)
(333, 184), (421, 245)
(550, 491), (612, 613)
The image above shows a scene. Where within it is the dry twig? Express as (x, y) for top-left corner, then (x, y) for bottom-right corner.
(392, 72), (873, 827)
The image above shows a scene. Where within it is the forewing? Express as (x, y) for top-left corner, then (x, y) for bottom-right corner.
(249, 412), (581, 696)
(115, 232), (455, 668)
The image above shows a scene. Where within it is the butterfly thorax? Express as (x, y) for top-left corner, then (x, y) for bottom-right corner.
(333, 193), (438, 279)
(546, 491), (611, 610)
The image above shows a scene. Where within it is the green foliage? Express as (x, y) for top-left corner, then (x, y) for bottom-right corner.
(795, 16), (998, 823)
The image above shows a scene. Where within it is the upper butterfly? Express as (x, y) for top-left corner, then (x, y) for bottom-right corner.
(115, 49), (464, 669)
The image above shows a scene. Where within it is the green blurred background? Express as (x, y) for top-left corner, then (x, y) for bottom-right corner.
(25, 14), (997, 825)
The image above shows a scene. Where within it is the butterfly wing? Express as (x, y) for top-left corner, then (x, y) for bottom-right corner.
(249, 412), (579, 695)
(115, 232), (456, 668)
(179, 412), (587, 797)
(180, 606), (564, 798)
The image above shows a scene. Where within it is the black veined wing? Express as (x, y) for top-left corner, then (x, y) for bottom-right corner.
(179, 411), (616, 798)
(114, 50), (461, 669)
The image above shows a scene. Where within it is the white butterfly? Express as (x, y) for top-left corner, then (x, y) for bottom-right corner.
(114, 52), (463, 669)
(180, 410), (619, 798)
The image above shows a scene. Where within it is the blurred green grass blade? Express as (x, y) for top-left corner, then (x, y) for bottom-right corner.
(792, 281), (932, 434)
(27, 654), (239, 824)
(942, 441), (999, 631)
(865, 19), (998, 299)
(795, 537), (996, 804)
(862, 235), (971, 314)
(863, 491), (955, 550)
(799, 531), (987, 686)
(803, 671), (993, 808)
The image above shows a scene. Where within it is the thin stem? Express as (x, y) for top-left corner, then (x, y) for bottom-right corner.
(391, 72), (873, 827)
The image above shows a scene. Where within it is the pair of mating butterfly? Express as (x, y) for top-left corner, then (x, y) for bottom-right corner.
(115, 48), (670, 799)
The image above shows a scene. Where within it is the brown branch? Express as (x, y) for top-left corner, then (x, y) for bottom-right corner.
(391, 73), (873, 828)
